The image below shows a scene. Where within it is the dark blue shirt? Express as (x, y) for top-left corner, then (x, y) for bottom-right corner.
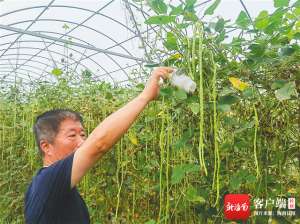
(25, 153), (90, 224)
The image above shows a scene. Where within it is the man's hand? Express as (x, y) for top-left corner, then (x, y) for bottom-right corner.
(140, 67), (174, 102)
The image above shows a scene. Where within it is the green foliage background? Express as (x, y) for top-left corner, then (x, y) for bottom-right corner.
(1, 0), (300, 223)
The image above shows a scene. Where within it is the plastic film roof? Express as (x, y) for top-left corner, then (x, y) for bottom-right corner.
(0, 0), (276, 88)
(0, 0), (165, 87)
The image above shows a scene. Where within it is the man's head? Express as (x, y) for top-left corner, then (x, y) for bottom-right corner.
(33, 109), (86, 164)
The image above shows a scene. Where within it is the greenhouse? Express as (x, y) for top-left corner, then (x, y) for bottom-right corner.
(0, 0), (299, 223)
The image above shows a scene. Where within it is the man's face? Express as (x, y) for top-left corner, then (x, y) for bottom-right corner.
(44, 118), (86, 162)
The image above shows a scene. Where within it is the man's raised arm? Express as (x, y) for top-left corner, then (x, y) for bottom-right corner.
(71, 67), (173, 188)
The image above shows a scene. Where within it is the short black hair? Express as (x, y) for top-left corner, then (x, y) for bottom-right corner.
(33, 109), (83, 156)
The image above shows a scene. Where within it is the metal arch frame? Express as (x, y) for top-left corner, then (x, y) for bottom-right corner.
(0, 2), (143, 60)
(0, 53), (140, 81)
(1, 74), (56, 86)
(0, 24), (142, 83)
(1, 19), (141, 80)
(0, 0), (59, 86)
(122, 0), (164, 62)
(0, 57), (67, 79)
(124, 1), (168, 62)
(0, 42), (86, 78)
(95, 63), (140, 79)
(0, 57), (58, 69)
(0, 3), (136, 35)
(51, 4), (136, 33)
(64, 25), (160, 78)
(0, 0), (56, 58)
(0, 60), (72, 80)
(116, 74), (148, 86)
(0, 38), (116, 82)
(0, 65), (52, 76)
(0, 3), (137, 59)
(0, 53), (84, 77)
(0, 32), (128, 79)
(0, 1), (140, 85)
(123, 0), (149, 61)
(0, 0), (161, 87)
(0, 57), (50, 83)
(0, 53), (142, 82)
(0, 69), (50, 85)
(0, 76), (32, 85)
(0, 24), (134, 59)
(0, 53), (139, 82)
(0, 49), (98, 80)
(0, 68), (52, 80)
(0, 21), (160, 74)
(0, 67), (144, 87)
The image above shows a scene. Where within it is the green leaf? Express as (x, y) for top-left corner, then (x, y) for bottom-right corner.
(249, 43), (266, 57)
(174, 129), (194, 150)
(219, 87), (235, 96)
(279, 45), (296, 56)
(293, 0), (300, 7)
(271, 80), (288, 89)
(270, 8), (284, 23)
(246, 174), (257, 184)
(183, 164), (199, 173)
(82, 69), (92, 79)
(230, 173), (243, 190)
(183, 12), (198, 22)
(188, 103), (200, 114)
(62, 23), (69, 30)
(236, 11), (251, 29)
(160, 87), (174, 97)
(163, 32), (178, 50)
(171, 165), (186, 184)
(204, 0), (221, 15)
(170, 4), (183, 15)
(242, 87), (257, 99)
(185, 186), (206, 204)
(235, 120), (255, 133)
(223, 116), (239, 126)
(174, 89), (187, 101)
(171, 164), (198, 184)
(215, 18), (225, 32)
(51, 68), (63, 76)
(292, 32), (300, 40)
(274, 0), (289, 8)
(218, 94), (239, 105)
(255, 10), (269, 30)
(144, 63), (160, 68)
(145, 15), (175, 25)
(275, 81), (297, 100)
(264, 9), (283, 34)
(216, 30), (226, 43)
(217, 104), (231, 112)
(176, 22), (191, 29)
(145, 220), (156, 224)
(148, 0), (167, 14)
(184, 0), (197, 13)
(217, 94), (239, 113)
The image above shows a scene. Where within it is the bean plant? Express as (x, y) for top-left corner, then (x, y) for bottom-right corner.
(0, 0), (299, 223)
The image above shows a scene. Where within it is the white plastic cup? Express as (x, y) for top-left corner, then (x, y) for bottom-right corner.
(169, 69), (197, 93)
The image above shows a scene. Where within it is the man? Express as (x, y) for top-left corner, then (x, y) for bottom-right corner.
(24, 67), (173, 223)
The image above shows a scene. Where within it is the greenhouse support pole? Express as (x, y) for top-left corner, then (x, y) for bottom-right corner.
(0, 24), (149, 63)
